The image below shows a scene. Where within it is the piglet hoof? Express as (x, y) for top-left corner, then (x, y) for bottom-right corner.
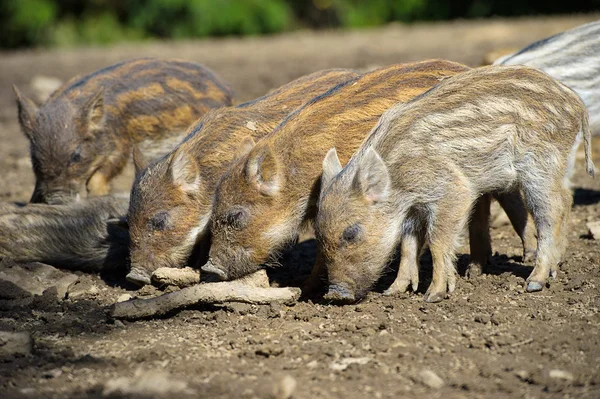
(323, 284), (356, 304)
(526, 280), (544, 292)
(423, 287), (446, 303)
(126, 267), (151, 287)
(465, 263), (483, 279)
(383, 279), (410, 296)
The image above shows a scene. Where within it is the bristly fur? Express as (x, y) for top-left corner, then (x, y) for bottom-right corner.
(317, 65), (594, 302)
(496, 20), (600, 135)
(0, 195), (129, 272)
(15, 58), (234, 205)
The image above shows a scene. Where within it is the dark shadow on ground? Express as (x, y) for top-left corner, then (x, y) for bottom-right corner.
(573, 187), (600, 206)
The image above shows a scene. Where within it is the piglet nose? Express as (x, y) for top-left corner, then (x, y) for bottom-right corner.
(201, 259), (228, 280)
(323, 283), (356, 304)
(126, 266), (152, 287)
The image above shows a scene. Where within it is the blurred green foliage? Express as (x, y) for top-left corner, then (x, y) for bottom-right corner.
(1, 0), (598, 48)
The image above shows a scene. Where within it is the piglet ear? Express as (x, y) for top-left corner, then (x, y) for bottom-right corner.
(132, 144), (148, 179)
(321, 148), (343, 197)
(13, 85), (38, 140)
(83, 90), (105, 132)
(245, 144), (281, 196)
(170, 150), (201, 193)
(352, 147), (390, 203)
(234, 136), (256, 161)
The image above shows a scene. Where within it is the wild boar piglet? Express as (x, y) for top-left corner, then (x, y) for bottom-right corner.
(125, 69), (359, 286)
(317, 65), (594, 303)
(15, 58), (233, 204)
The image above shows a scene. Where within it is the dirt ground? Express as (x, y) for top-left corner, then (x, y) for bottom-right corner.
(1, 14), (600, 399)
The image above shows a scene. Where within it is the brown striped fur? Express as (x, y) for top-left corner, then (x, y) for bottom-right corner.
(317, 65), (593, 303)
(14, 58), (234, 204)
(203, 60), (472, 284)
(125, 68), (359, 286)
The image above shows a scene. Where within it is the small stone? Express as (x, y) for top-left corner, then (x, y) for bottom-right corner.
(0, 331), (32, 359)
(586, 221), (600, 239)
(113, 320), (126, 329)
(272, 375), (296, 399)
(515, 370), (530, 382)
(330, 357), (371, 371)
(152, 267), (200, 287)
(306, 360), (318, 369)
(43, 368), (63, 379)
(474, 313), (490, 324)
(103, 369), (192, 396)
(549, 369), (574, 381)
(419, 369), (444, 389)
(116, 294), (132, 303)
(256, 345), (284, 358)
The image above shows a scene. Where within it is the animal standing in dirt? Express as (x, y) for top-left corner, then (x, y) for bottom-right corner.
(203, 60), (494, 288)
(494, 20), (600, 135)
(125, 68), (359, 286)
(0, 196), (129, 272)
(14, 58), (234, 205)
(316, 65), (594, 304)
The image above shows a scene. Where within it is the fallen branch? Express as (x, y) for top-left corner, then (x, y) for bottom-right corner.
(111, 270), (300, 320)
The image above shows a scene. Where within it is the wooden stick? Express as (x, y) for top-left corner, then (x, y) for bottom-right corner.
(111, 270), (300, 320)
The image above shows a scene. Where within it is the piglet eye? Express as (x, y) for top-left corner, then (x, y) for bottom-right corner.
(341, 224), (362, 244)
(69, 149), (82, 164)
(149, 211), (170, 231)
(225, 207), (248, 229)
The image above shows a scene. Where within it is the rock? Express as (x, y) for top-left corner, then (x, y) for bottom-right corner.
(330, 357), (371, 371)
(586, 221), (600, 240)
(256, 345), (284, 358)
(0, 260), (78, 300)
(515, 370), (530, 382)
(418, 369), (444, 389)
(474, 313), (491, 324)
(549, 369), (574, 381)
(0, 331), (32, 359)
(43, 368), (63, 379)
(66, 279), (97, 299)
(271, 375), (296, 399)
(102, 369), (193, 396)
(116, 294), (132, 303)
(30, 75), (63, 102)
(152, 267), (200, 287)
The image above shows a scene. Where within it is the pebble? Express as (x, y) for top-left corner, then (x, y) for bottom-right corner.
(0, 331), (32, 359)
(272, 375), (296, 399)
(549, 369), (574, 381)
(419, 369), (444, 389)
(116, 294), (132, 303)
(586, 221), (600, 239)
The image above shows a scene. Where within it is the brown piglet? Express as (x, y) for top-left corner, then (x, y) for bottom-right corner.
(125, 68), (359, 286)
(14, 58), (234, 204)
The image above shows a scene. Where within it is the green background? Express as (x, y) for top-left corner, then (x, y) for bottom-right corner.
(1, 0), (599, 49)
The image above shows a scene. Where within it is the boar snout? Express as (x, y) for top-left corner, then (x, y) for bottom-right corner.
(323, 283), (356, 304)
(200, 259), (228, 281)
(126, 266), (152, 287)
